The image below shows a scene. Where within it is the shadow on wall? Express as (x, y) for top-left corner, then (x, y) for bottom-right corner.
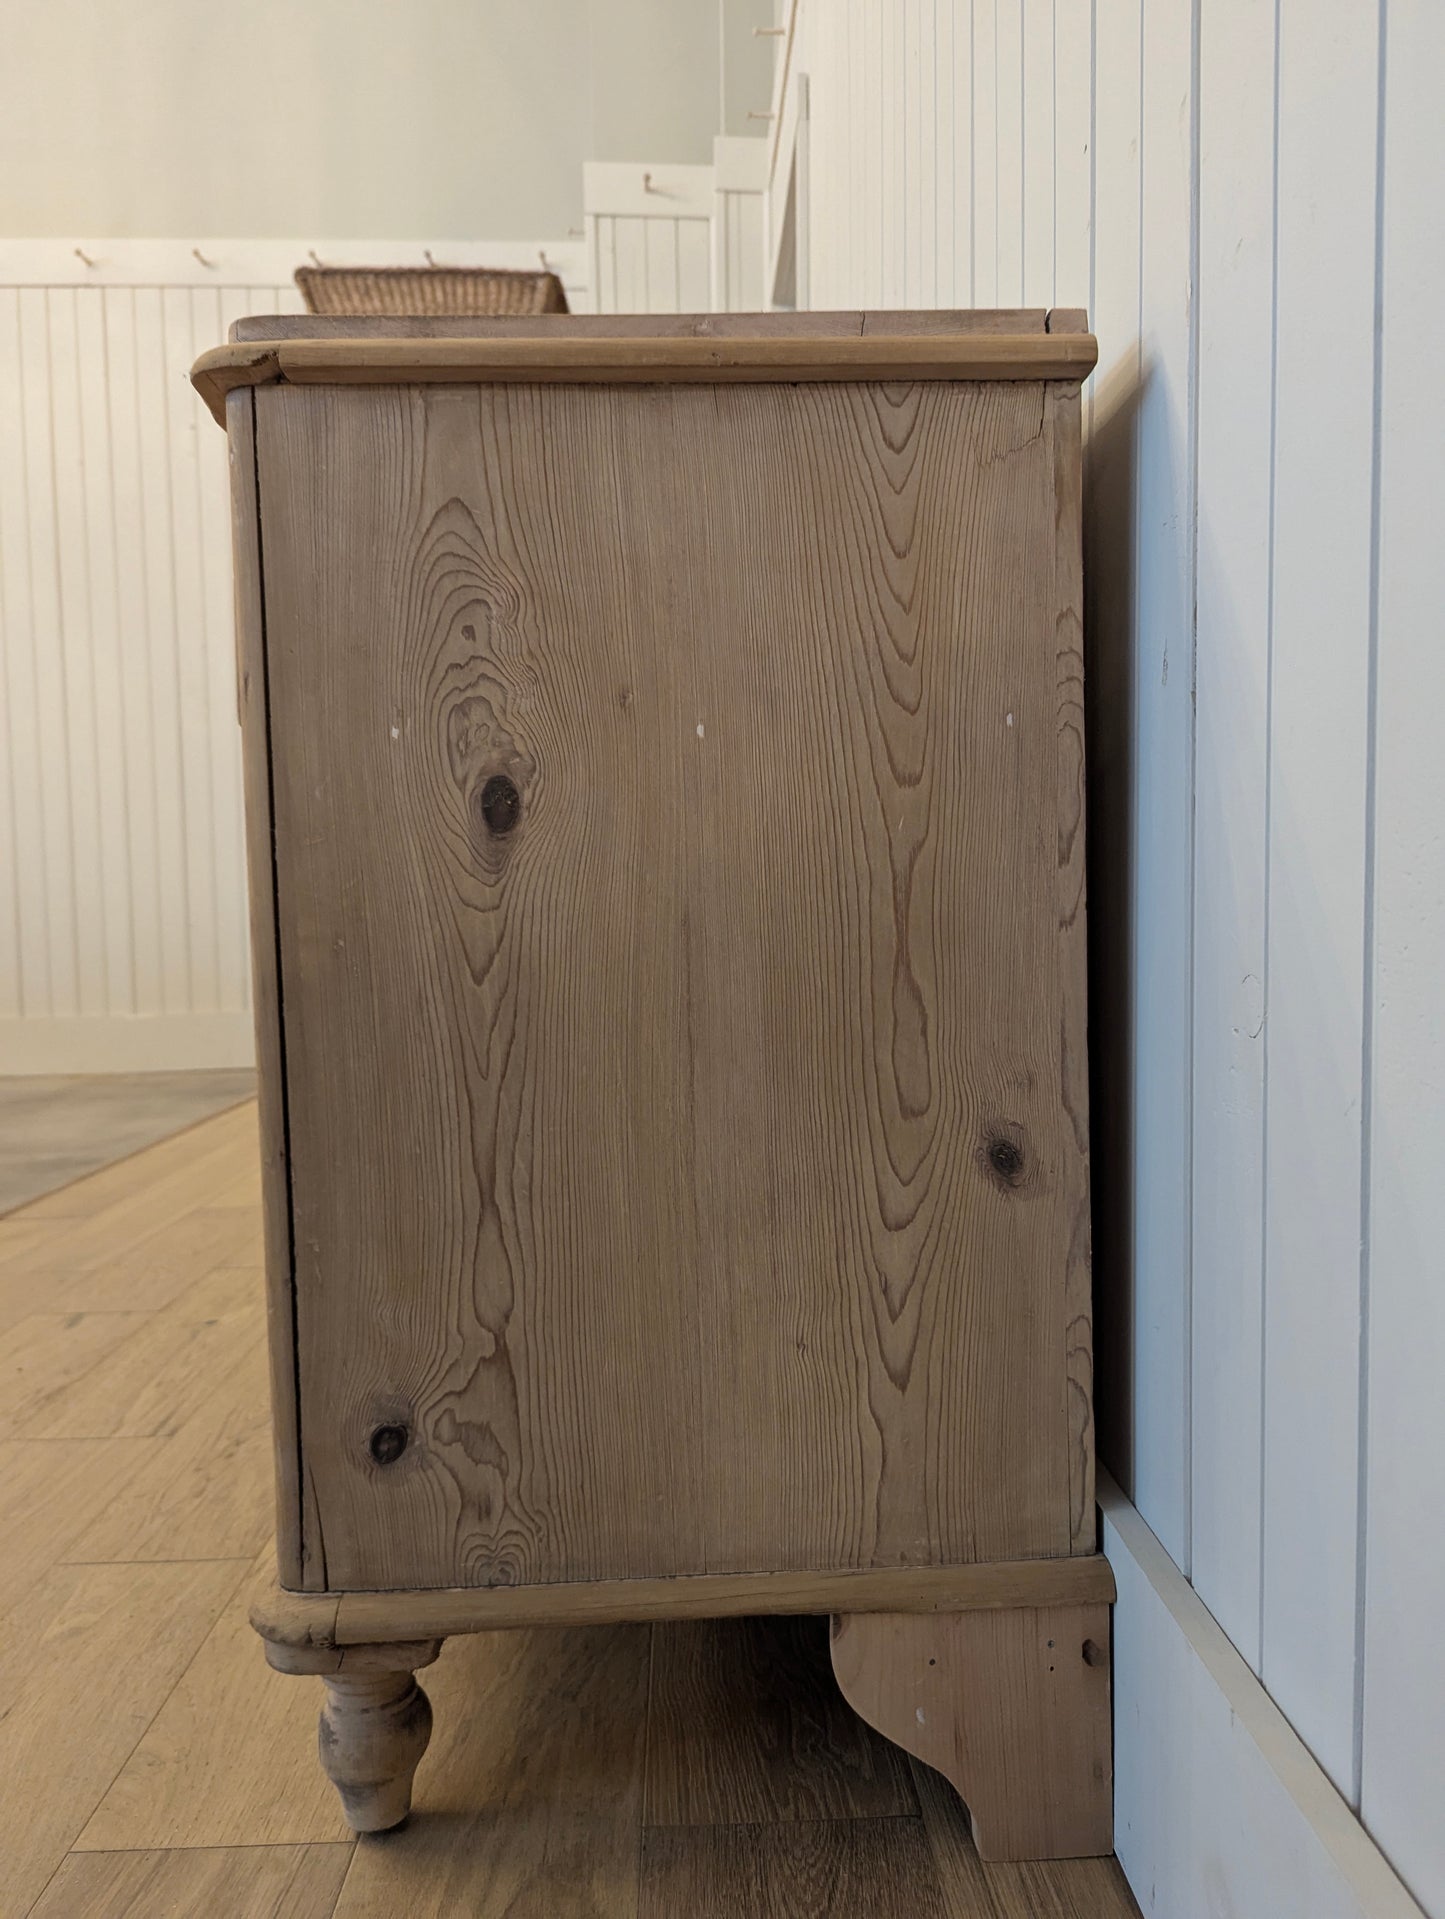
(1084, 360), (1143, 1499)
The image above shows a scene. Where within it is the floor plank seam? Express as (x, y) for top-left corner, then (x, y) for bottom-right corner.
(639, 1811), (931, 1834)
(57, 1556), (258, 1569)
(18, 1560), (256, 1918)
(55, 1841), (359, 1857)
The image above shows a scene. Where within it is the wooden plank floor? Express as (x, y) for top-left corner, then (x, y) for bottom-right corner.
(0, 1103), (1140, 1918)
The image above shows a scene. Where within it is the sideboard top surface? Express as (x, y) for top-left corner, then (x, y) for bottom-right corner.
(189, 309), (1098, 424)
(227, 307), (1090, 342)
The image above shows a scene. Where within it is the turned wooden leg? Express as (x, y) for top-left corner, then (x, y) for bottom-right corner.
(830, 1604), (1112, 1862)
(264, 1637), (443, 1834)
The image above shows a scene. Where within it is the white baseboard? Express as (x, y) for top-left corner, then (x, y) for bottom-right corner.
(0, 1015), (256, 1075)
(1103, 1473), (1423, 1919)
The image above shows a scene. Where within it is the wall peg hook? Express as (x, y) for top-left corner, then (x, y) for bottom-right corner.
(192, 246), (217, 268)
(74, 246), (98, 268)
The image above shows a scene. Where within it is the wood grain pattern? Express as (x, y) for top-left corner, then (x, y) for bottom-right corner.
(644, 1615), (916, 1825)
(639, 1819), (952, 1919)
(255, 376), (1091, 1596)
(1047, 381), (1096, 1554)
(830, 1605), (1113, 1861)
(0, 1437), (164, 1708)
(60, 1321), (273, 1563)
(28, 1296), (259, 1439)
(252, 1555), (1116, 1648)
(30, 1844), (353, 1919)
(0, 1312), (154, 1440)
(0, 1557), (248, 1913)
(52, 1204), (260, 1315)
(78, 1549), (353, 1851)
(194, 332), (1099, 422)
(228, 386), (305, 1588)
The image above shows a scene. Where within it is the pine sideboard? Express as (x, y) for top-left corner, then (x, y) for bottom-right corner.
(191, 310), (1111, 1861)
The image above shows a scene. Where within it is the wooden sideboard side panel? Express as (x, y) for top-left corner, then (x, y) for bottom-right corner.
(256, 378), (1087, 1593)
(227, 387), (304, 1586)
(1048, 383), (1097, 1553)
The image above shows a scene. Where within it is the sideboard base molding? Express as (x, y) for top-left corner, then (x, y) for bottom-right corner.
(250, 1553), (1117, 1651)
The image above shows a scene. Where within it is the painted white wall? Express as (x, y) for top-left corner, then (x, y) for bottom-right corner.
(779, 1), (1444, 1912)
(0, 0), (720, 241)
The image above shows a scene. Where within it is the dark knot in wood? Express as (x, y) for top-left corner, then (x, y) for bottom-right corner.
(477, 773), (521, 837)
(986, 1136), (1025, 1185)
(369, 1423), (410, 1466)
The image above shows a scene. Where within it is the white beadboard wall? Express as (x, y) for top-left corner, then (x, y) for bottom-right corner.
(0, 268), (299, 1072)
(783, 2), (1442, 1913)
(0, 239), (587, 1074)
(585, 163), (715, 313)
(583, 146), (764, 314)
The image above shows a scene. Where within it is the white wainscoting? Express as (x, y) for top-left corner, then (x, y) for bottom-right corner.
(583, 146), (766, 315)
(778, 3), (1445, 1913)
(0, 238), (587, 1074)
(584, 163), (715, 313)
(712, 137), (768, 312)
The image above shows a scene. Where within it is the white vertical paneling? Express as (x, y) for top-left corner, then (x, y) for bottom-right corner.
(73, 288), (134, 1016)
(614, 218), (647, 311)
(933, 0), (959, 306)
(644, 220), (681, 313)
(879, 0), (901, 301)
(162, 285), (218, 1012)
(1260, 0), (1378, 1801)
(195, 286), (249, 1016)
(0, 291), (31, 1017)
(594, 216), (617, 312)
(47, 290), (107, 1017)
(678, 221), (712, 313)
(583, 165), (716, 315)
(16, 288), (78, 1018)
(909, 0), (936, 307)
(1052, 0), (1092, 307)
(1362, 5), (1445, 1910)
(972, 0), (999, 304)
(131, 286), (190, 1017)
(1021, 0), (1055, 306)
(102, 286), (164, 1020)
(1190, 0), (1277, 1667)
(729, 197), (764, 311)
(995, 0), (1024, 303)
(948, 0), (974, 306)
(861, 0), (885, 301)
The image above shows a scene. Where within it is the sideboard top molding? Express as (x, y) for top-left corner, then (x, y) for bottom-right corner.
(190, 317), (1098, 425)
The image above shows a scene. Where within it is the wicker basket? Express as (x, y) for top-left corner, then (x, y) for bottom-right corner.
(294, 264), (569, 317)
